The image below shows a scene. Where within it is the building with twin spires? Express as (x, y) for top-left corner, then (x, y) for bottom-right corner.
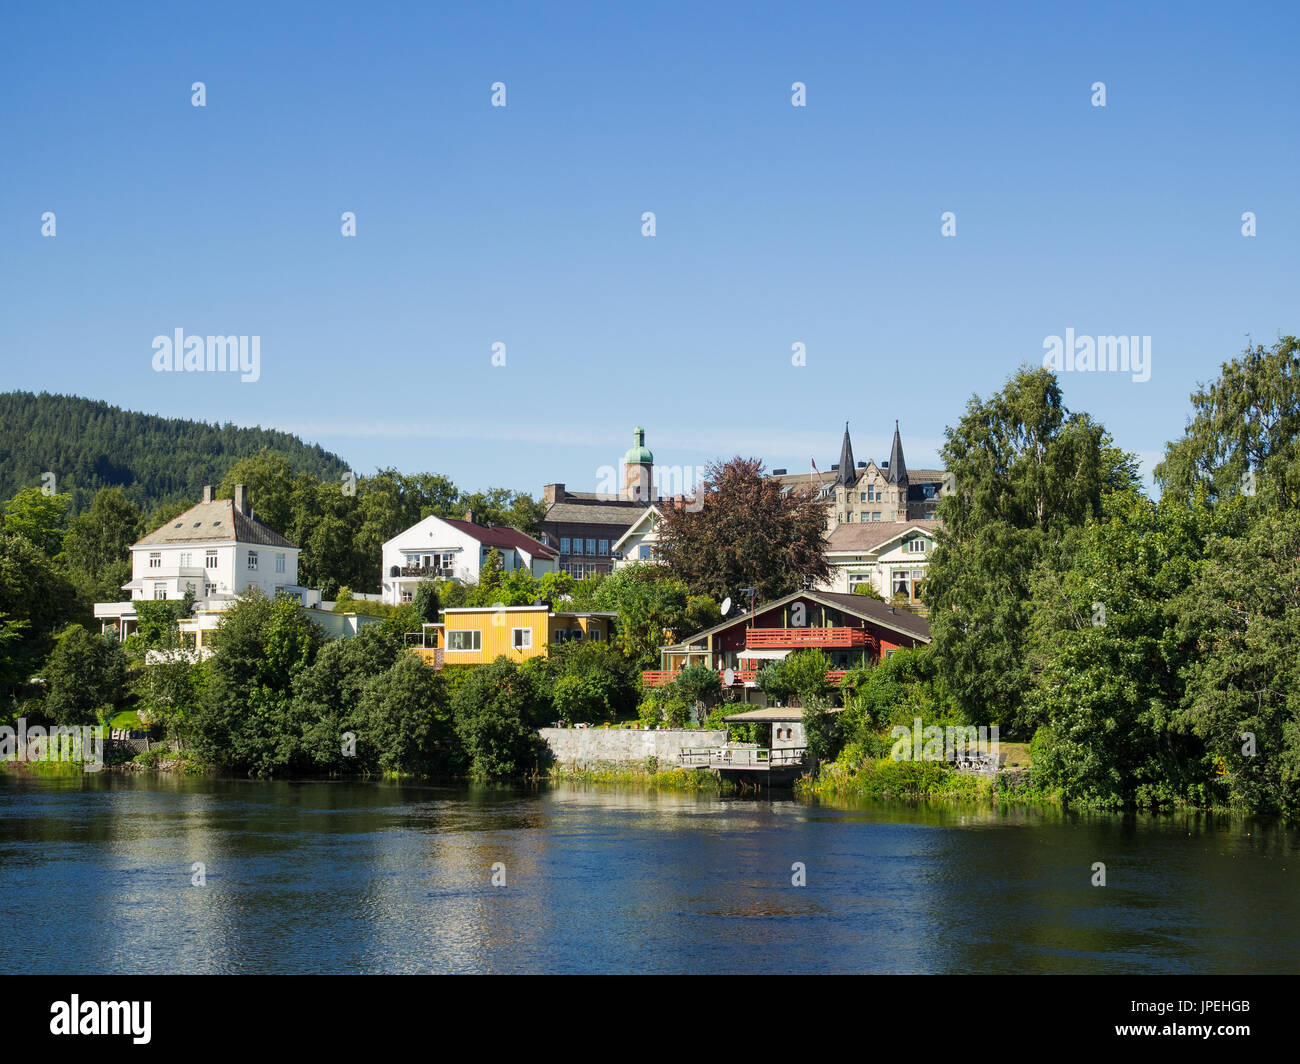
(770, 421), (944, 531)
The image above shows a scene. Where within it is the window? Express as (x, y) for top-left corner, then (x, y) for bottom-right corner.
(638, 545), (651, 559)
(892, 570), (910, 598)
(872, 512), (882, 521)
(589, 628), (601, 642)
(585, 538), (596, 556)
(907, 538), (926, 553)
(153, 583), (166, 600)
(860, 512), (868, 522)
(401, 591), (413, 603)
(848, 573), (871, 591)
(276, 553), (286, 573)
(860, 492), (867, 502)
(560, 537), (571, 554)
(247, 551), (259, 570)
(205, 551), (218, 569)
(447, 630), (482, 652)
(885, 648), (898, 660)
(569, 629), (583, 641)
(179, 552), (192, 568)
(912, 569), (926, 602)
(597, 539), (609, 557)
(512, 628), (533, 650)
(149, 552), (161, 569)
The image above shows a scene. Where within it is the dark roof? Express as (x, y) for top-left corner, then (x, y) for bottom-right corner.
(666, 588), (931, 648)
(543, 491), (644, 527)
(812, 591), (931, 641)
(826, 519), (941, 553)
(835, 423), (857, 488)
(135, 499), (297, 549)
(441, 518), (558, 559)
(886, 421), (908, 484)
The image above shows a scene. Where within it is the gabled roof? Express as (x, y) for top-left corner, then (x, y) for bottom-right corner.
(825, 519), (941, 555)
(134, 499), (297, 549)
(440, 518), (559, 559)
(611, 504), (663, 552)
(543, 491), (645, 527)
(665, 587), (931, 648)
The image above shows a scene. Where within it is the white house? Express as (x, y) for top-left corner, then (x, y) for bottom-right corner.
(819, 519), (941, 608)
(611, 504), (664, 568)
(381, 510), (559, 605)
(94, 484), (321, 641)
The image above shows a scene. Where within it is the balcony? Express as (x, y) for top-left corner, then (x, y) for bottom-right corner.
(639, 669), (757, 687)
(391, 565), (454, 579)
(744, 627), (874, 649)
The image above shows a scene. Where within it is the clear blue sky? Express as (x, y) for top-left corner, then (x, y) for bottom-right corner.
(2, 1), (1296, 497)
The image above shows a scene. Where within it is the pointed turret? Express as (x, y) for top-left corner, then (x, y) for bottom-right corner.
(835, 421), (857, 487)
(885, 421), (908, 484)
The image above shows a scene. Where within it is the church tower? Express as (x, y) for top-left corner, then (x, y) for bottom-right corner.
(622, 426), (654, 502)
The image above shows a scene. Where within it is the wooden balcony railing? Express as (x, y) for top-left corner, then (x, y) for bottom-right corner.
(744, 627), (874, 649)
(640, 669), (758, 687)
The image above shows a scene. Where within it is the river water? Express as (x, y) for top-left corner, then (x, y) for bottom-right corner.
(0, 774), (1295, 974)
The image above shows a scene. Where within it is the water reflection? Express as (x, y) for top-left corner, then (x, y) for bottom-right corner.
(0, 774), (1295, 973)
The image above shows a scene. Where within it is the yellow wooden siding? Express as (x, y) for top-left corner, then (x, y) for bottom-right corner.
(437, 610), (612, 665)
(442, 608), (549, 664)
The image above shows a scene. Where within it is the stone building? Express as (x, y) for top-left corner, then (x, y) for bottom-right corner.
(771, 421), (943, 530)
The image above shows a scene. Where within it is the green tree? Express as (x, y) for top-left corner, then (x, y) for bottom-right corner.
(1, 487), (71, 557)
(42, 624), (128, 726)
(1156, 336), (1300, 509)
(450, 657), (548, 779)
(926, 367), (1131, 727)
(0, 533), (78, 698)
(61, 487), (144, 602)
(354, 655), (454, 774)
(655, 457), (829, 602)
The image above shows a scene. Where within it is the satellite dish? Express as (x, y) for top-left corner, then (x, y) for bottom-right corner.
(720, 597), (732, 616)
(723, 667), (736, 686)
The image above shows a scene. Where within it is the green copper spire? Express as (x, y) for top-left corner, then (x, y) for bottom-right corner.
(623, 426), (653, 465)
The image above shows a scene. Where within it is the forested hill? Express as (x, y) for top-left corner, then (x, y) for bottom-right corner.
(0, 392), (351, 514)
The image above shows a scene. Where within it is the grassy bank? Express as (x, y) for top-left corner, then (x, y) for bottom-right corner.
(797, 756), (1063, 805)
(548, 760), (724, 791)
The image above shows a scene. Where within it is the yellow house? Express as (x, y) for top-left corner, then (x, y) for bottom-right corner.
(434, 606), (617, 665)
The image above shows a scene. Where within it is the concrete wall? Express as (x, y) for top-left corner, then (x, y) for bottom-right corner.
(540, 727), (728, 769)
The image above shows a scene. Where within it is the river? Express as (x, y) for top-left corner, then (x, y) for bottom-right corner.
(0, 774), (1295, 974)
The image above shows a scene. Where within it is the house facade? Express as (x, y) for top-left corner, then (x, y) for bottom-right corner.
(610, 504), (664, 568)
(381, 511), (558, 605)
(820, 519), (941, 608)
(771, 422), (943, 531)
(540, 426), (658, 577)
(94, 484), (321, 640)
(437, 605), (617, 665)
(643, 589), (932, 699)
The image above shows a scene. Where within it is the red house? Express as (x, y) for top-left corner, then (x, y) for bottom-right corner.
(642, 589), (931, 694)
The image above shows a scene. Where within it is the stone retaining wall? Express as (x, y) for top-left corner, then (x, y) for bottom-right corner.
(539, 728), (728, 769)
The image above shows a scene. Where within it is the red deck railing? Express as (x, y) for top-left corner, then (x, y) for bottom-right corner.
(744, 627), (873, 649)
(640, 669), (759, 687)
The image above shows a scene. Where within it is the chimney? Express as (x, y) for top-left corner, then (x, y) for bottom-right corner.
(464, 509), (476, 524)
(234, 484), (248, 515)
(543, 483), (564, 506)
(202, 485), (213, 504)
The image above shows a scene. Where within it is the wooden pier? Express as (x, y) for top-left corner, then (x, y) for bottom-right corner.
(678, 746), (808, 785)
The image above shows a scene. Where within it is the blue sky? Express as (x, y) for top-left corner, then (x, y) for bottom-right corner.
(2, 1), (1296, 497)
